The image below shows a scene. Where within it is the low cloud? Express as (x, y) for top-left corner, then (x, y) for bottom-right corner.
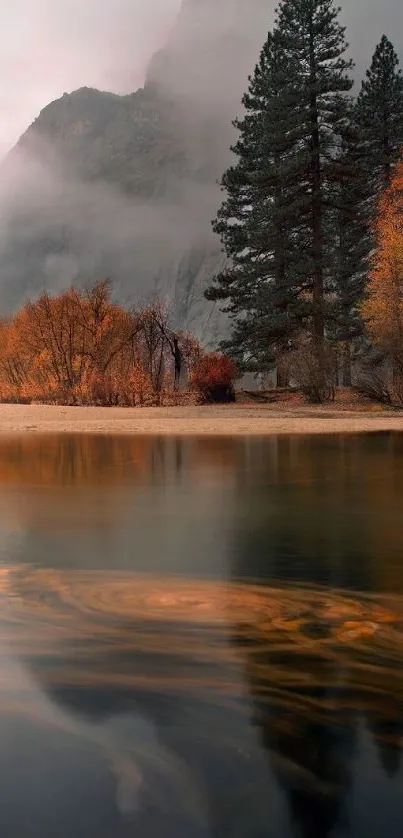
(0, 0), (402, 153)
(0, 0), (401, 337)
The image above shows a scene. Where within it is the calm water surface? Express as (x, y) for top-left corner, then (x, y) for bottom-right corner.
(1, 433), (403, 837)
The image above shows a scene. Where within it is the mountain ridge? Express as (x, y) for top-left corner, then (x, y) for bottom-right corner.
(1, 1), (403, 340)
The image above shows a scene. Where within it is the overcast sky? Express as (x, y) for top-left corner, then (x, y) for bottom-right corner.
(0, 0), (402, 157)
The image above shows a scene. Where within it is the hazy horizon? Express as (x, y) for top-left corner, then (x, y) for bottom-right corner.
(0, 0), (402, 330)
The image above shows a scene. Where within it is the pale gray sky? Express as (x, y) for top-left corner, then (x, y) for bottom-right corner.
(0, 0), (402, 156)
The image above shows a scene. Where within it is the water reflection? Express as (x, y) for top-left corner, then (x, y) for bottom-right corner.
(2, 567), (403, 836)
(1, 434), (403, 836)
(0, 433), (403, 588)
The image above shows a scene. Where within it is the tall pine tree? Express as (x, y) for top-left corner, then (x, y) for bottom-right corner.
(274, 0), (354, 370)
(206, 30), (307, 378)
(356, 35), (403, 199)
(330, 116), (370, 385)
(207, 0), (354, 389)
(341, 36), (403, 381)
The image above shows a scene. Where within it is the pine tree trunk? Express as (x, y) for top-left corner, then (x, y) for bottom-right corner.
(276, 359), (289, 389)
(391, 358), (403, 405)
(341, 342), (352, 387)
(382, 112), (391, 188)
(274, 211), (289, 389)
(309, 17), (325, 378)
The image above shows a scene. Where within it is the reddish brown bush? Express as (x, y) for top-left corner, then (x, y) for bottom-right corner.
(190, 353), (237, 403)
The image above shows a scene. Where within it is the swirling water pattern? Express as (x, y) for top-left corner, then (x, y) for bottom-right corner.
(1, 433), (403, 837)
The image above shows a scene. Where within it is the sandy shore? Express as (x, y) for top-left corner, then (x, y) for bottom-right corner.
(0, 402), (402, 436)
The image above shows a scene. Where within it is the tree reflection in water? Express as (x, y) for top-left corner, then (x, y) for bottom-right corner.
(1, 568), (403, 836)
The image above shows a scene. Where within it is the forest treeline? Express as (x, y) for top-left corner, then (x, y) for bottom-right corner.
(206, 0), (403, 404)
(0, 281), (236, 406)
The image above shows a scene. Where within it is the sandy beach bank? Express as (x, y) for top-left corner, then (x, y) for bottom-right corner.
(0, 402), (402, 436)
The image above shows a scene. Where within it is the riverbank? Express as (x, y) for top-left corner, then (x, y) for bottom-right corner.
(0, 402), (402, 435)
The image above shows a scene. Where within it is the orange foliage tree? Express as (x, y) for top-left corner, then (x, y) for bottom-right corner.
(0, 281), (233, 406)
(363, 160), (403, 398)
(0, 318), (31, 402)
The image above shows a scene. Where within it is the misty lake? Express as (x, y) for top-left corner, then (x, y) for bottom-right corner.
(1, 432), (403, 837)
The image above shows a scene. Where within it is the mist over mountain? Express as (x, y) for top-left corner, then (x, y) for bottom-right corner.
(0, 0), (402, 340)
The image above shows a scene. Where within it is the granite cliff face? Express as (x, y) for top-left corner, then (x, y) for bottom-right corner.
(0, 0), (270, 341)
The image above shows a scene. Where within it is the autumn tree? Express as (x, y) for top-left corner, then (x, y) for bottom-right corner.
(15, 291), (83, 398)
(70, 281), (141, 376)
(69, 281), (144, 403)
(0, 318), (31, 401)
(362, 160), (403, 400)
(9, 282), (138, 402)
(0, 281), (226, 406)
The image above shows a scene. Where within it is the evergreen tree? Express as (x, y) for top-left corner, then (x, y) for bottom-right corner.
(356, 35), (403, 199)
(332, 36), (403, 384)
(206, 31), (307, 378)
(274, 0), (354, 370)
(330, 118), (370, 385)
(206, 0), (354, 389)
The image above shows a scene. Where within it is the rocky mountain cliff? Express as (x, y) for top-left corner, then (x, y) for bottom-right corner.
(0, 0), (270, 342)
